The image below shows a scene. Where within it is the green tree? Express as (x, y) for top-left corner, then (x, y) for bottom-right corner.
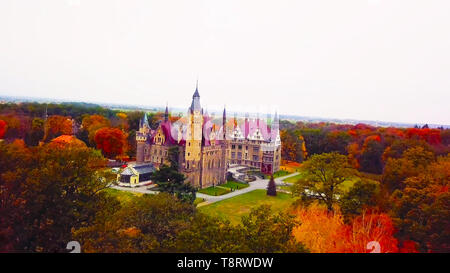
(240, 205), (308, 253)
(292, 152), (355, 212)
(152, 164), (197, 203)
(340, 179), (381, 219)
(73, 193), (195, 252)
(267, 175), (277, 196)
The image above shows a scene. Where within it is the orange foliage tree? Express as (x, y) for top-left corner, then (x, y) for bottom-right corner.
(94, 127), (127, 159)
(293, 203), (409, 253)
(81, 114), (111, 145)
(44, 115), (73, 141)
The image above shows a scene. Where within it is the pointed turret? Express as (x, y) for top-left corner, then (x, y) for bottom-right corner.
(164, 104), (169, 122)
(244, 112), (250, 139)
(222, 106), (227, 140)
(190, 80), (201, 112)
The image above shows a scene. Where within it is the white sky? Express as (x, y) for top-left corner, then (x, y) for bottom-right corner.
(0, 0), (449, 125)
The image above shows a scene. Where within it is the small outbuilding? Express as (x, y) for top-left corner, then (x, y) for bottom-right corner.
(117, 163), (155, 187)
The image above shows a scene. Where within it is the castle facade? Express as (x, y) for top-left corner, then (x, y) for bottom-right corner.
(135, 85), (281, 189)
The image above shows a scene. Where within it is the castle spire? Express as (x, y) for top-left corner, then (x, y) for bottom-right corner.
(190, 80), (201, 112)
(223, 105), (226, 140)
(164, 103), (169, 122)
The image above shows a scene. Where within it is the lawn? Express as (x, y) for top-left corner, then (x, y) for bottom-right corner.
(104, 188), (143, 204)
(221, 180), (249, 190)
(194, 197), (205, 206)
(283, 173), (304, 183)
(198, 186), (231, 196)
(272, 170), (292, 178)
(199, 189), (294, 224)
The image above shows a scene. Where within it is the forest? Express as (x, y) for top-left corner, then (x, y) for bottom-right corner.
(0, 102), (448, 253)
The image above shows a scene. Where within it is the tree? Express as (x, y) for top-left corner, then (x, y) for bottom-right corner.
(293, 203), (402, 253)
(340, 179), (381, 219)
(0, 119), (7, 139)
(151, 164), (196, 203)
(94, 127), (128, 159)
(240, 205), (308, 253)
(337, 211), (399, 253)
(359, 136), (384, 174)
(43, 115), (73, 141)
(292, 202), (346, 253)
(292, 152), (355, 211)
(81, 114), (111, 145)
(267, 175), (277, 196)
(382, 146), (435, 192)
(391, 155), (450, 252)
(73, 193), (195, 253)
(280, 129), (306, 162)
(0, 142), (115, 252)
(24, 118), (44, 146)
(174, 213), (246, 253)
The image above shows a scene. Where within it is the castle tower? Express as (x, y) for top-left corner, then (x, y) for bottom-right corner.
(185, 81), (203, 164)
(136, 113), (149, 164)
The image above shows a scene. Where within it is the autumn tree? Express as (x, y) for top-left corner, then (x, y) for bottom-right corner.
(292, 152), (355, 211)
(81, 114), (111, 145)
(24, 118), (45, 146)
(0, 142), (115, 252)
(280, 129), (306, 162)
(43, 115), (73, 141)
(391, 155), (450, 252)
(292, 202), (346, 253)
(382, 146), (435, 192)
(293, 203), (402, 253)
(0, 119), (7, 139)
(94, 127), (128, 159)
(359, 135), (384, 174)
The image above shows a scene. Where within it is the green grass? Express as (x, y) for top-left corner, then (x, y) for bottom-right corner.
(272, 170), (292, 178)
(278, 185), (292, 192)
(199, 189), (294, 224)
(198, 186), (231, 196)
(221, 180), (249, 190)
(194, 197), (205, 206)
(283, 173), (304, 183)
(104, 188), (142, 204)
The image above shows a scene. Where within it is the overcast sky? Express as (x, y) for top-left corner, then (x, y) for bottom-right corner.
(0, 0), (449, 124)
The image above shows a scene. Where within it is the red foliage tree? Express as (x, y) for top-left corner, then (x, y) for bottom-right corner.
(94, 127), (127, 158)
(0, 119), (6, 139)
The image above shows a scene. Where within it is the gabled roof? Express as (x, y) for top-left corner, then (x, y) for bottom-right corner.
(133, 163), (156, 174)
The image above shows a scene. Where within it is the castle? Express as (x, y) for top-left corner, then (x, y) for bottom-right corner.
(135, 84), (281, 189)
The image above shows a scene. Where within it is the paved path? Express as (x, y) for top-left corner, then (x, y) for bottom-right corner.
(112, 172), (300, 207)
